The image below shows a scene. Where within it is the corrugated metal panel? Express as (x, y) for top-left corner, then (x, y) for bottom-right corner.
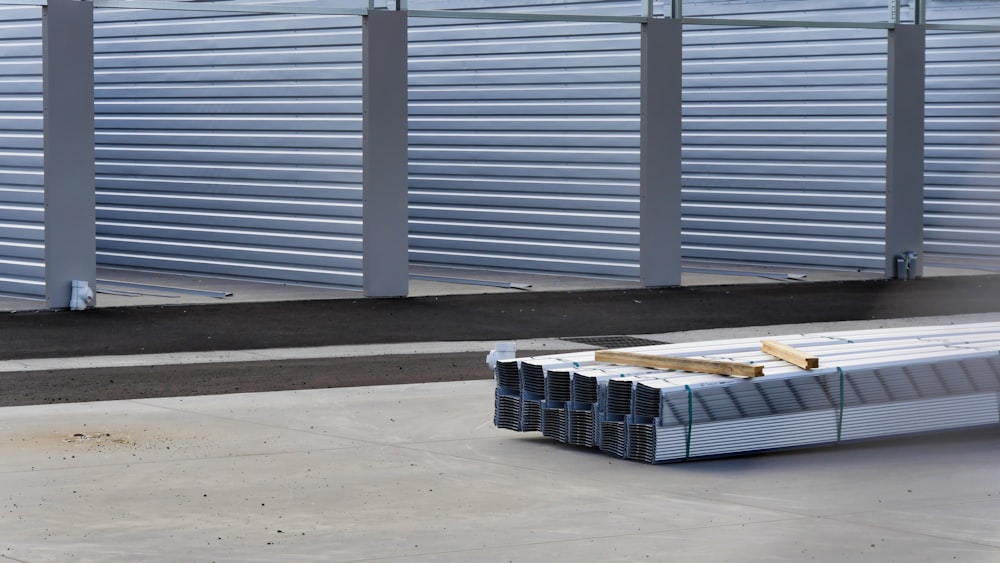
(408, 0), (891, 279)
(93, 6), (365, 288)
(0, 6), (44, 299)
(19, 0), (993, 290)
(497, 322), (1000, 462)
(925, 1), (1000, 269)
(682, 0), (889, 272)
(408, 1), (643, 278)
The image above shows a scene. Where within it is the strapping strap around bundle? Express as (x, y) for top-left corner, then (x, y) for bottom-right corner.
(836, 366), (845, 443)
(684, 384), (693, 461)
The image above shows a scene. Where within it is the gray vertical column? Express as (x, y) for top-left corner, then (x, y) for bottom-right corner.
(639, 17), (683, 287)
(43, 0), (96, 308)
(885, 24), (926, 279)
(362, 10), (409, 297)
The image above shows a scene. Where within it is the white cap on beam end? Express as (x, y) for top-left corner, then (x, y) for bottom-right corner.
(487, 341), (517, 369)
(70, 280), (94, 311)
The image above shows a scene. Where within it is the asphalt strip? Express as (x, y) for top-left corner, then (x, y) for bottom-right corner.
(5, 311), (999, 375)
(0, 338), (585, 373)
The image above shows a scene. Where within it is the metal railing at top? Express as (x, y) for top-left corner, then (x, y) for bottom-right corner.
(3, 0), (998, 33)
(91, 0), (369, 15)
(410, 0), (999, 33)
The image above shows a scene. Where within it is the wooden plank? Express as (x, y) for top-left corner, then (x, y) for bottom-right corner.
(594, 350), (764, 378)
(761, 339), (820, 369)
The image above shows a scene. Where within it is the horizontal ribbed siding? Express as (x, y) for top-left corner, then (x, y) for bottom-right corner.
(925, 2), (1000, 269)
(0, 6), (43, 299)
(682, 0), (888, 272)
(409, 0), (891, 278)
(408, 1), (643, 278)
(94, 7), (365, 288)
(3, 0), (992, 295)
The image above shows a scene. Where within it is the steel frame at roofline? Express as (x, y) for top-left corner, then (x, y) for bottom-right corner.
(401, 1), (1000, 32)
(7, 0), (999, 28)
(24, 0), (990, 308)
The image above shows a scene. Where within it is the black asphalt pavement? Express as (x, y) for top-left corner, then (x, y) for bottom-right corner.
(3, 275), (1000, 406)
(5, 276), (1000, 360)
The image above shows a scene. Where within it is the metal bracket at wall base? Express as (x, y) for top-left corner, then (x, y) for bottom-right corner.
(895, 251), (920, 280)
(70, 279), (94, 310)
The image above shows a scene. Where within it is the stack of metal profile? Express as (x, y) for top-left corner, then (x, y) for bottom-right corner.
(492, 322), (1000, 463)
(493, 359), (523, 431)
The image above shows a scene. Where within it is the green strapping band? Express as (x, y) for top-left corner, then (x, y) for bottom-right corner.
(684, 384), (693, 461)
(836, 367), (845, 443)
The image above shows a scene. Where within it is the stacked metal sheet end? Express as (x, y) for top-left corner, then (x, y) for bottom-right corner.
(494, 388), (522, 432)
(600, 419), (628, 458)
(492, 322), (1000, 463)
(493, 359), (522, 431)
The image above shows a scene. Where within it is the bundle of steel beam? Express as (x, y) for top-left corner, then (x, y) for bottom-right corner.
(493, 359), (523, 432)
(492, 322), (1000, 462)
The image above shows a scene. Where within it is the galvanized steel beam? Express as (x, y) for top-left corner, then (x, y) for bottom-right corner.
(92, 0), (369, 16)
(885, 24), (926, 279)
(406, 9), (647, 24)
(926, 23), (1000, 32)
(80, 0), (1000, 33)
(362, 9), (408, 297)
(680, 17), (894, 30)
(43, 0), (96, 308)
(639, 17), (682, 287)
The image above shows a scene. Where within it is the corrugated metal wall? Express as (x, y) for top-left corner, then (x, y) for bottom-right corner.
(682, 0), (889, 272)
(93, 7), (366, 288)
(0, 0), (991, 293)
(408, 0), (891, 279)
(0, 6), (43, 299)
(925, 1), (1000, 269)
(408, 1), (644, 278)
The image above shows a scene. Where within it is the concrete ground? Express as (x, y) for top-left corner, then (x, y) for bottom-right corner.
(2, 266), (1000, 561)
(0, 378), (997, 563)
(1, 313), (999, 562)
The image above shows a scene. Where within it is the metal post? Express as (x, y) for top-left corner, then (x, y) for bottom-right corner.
(885, 23), (926, 279)
(362, 9), (409, 297)
(43, 0), (96, 308)
(639, 17), (683, 287)
(640, 0), (652, 20)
